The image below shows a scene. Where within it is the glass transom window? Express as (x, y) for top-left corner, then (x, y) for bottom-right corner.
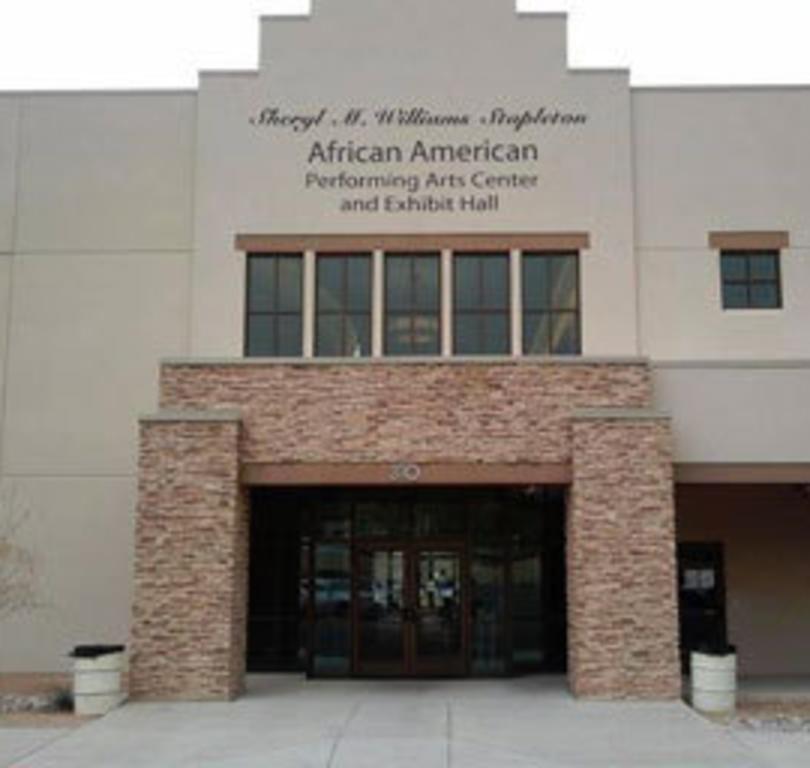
(385, 253), (441, 355)
(720, 250), (782, 309)
(522, 252), (580, 355)
(453, 253), (510, 355)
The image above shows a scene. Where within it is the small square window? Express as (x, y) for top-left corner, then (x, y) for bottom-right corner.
(720, 250), (782, 310)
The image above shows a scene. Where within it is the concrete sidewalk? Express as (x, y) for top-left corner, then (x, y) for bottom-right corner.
(0, 728), (70, 768)
(1, 675), (788, 768)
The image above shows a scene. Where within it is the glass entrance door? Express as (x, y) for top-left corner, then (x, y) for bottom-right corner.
(353, 544), (467, 676)
(412, 548), (465, 675)
(354, 546), (407, 675)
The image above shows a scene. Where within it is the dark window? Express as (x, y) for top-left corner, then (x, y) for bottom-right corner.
(245, 253), (303, 356)
(316, 254), (372, 356)
(453, 253), (510, 355)
(522, 252), (580, 355)
(247, 489), (307, 672)
(720, 250), (782, 309)
(385, 253), (440, 355)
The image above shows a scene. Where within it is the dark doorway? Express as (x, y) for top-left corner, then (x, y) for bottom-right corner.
(677, 542), (728, 671)
(247, 486), (567, 678)
(247, 496), (307, 671)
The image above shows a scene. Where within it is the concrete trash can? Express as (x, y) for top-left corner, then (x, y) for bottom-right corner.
(691, 647), (737, 714)
(70, 644), (126, 716)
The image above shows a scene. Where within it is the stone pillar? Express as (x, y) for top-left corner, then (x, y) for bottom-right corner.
(130, 410), (246, 700)
(567, 408), (681, 699)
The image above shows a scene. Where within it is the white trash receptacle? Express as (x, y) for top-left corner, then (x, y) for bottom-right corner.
(71, 645), (126, 716)
(691, 649), (736, 714)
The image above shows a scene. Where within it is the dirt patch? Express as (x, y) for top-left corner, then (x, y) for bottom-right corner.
(734, 702), (810, 733)
(0, 711), (91, 728)
(1, 692), (72, 715)
(694, 700), (810, 732)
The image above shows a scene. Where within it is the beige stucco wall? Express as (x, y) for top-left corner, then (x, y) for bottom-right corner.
(2, 252), (190, 476)
(0, 96), (19, 253)
(0, 477), (136, 673)
(14, 93), (196, 253)
(0, 93), (194, 672)
(653, 363), (810, 463)
(677, 485), (810, 676)
(0, 255), (188, 673)
(0, 100), (18, 440)
(634, 88), (810, 361)
(0, 258), (11, 471)
(191, 5), (639, 357)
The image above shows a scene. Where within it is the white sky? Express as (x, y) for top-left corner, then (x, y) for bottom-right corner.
(1, 0), (810, 90)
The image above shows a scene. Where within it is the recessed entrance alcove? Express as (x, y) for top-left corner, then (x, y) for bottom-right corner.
(247, 486), (567, 679)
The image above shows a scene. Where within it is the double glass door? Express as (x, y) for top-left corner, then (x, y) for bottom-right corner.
(354, 543), (466, 676)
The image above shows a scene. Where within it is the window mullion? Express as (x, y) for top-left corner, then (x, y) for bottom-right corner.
(303, 251), (315, 358)
(442, 249), (453, 356)
(372, 250), (384, 358)
(510, 249), (521, 357)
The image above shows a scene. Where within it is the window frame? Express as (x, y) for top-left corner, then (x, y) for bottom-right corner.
(719, 249), (783, 310)
(383, 251), (442, 356)
(244, 252), (304, 357)
(315, 252), (373, 357)
(452, 251), (512, 356)
(521, 251), (581, 356)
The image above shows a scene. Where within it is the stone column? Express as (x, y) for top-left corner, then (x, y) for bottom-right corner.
(567, 408), (680, 699)
(130, 410), (246, 700)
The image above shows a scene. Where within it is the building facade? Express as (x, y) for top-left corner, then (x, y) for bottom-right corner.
(1, 0), (809, 700)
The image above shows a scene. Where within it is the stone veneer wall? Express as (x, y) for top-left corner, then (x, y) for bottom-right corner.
(130, 413), (247, 700)
(130, 359), (681, 700)
(568, 411), (681, 699)
(159, 361), (651, 464)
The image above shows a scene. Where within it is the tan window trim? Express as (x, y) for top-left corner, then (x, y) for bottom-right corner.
(708, 231), (789, 250)
(235, 232), (590, 253)
(675, 462), (810, 484)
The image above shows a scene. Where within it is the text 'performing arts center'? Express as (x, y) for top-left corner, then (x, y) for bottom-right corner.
(0, 0), (809, 702)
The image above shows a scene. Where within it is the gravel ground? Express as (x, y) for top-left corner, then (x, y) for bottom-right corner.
(0, 694), (56, 715)
(733, 702), (810, 733)
(0, 693), (85, 728)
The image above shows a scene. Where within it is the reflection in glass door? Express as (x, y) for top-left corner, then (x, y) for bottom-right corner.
(354, 547), (406, 675)
(354, 544), (467, 676)
(471, 546), (507, 674)
(413, 548), (465, 675)
(512, 552), (543, 670)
